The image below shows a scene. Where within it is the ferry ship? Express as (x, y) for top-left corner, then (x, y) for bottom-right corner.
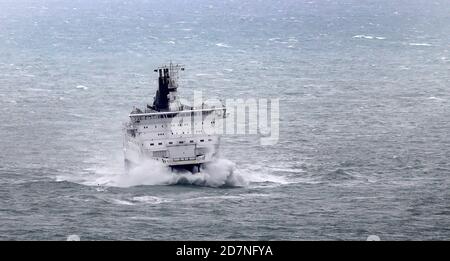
(123, 63), (226, 173)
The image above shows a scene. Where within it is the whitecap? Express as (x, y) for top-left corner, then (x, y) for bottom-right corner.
(128, 216), (161, 221)
(353, 35), (386, 40)
(183, 195), (242, 203)
(409, 43), (432, 46)
(271, 167), (304, 173)
(216, 43), (231, 48)
(427, 96), (445, 102)
(238, 168), (291, 185)
(95, 186), (107, 192)
(353, 35), (374, 39)
(132, 196), (167, 204)
(75, 85), (88, 90)
(239, 193), (271, 198)
(110, 199), (135, 206)
(27, 88), (50, 92)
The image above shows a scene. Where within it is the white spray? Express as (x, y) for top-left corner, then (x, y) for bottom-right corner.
(63, 156), (248, 188)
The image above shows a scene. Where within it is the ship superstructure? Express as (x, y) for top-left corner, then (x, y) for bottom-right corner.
(123, 63), (226, 172)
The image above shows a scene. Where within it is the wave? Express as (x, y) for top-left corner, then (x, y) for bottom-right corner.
(409, 43), (432, 47)
(182, 193), (271, 203)
(215, 43), (231, 48)
(427, 96), (445, 102)
(131, 196), (168, 204)
(108, 192), (271, 207)
(323, 168), (357, 181)
(182, 195), (242, 202)
(57, 153), (308, 189)
(104, 194), (170, 206)
(59, 158), (248, 188)
(75, 85), (89, 90)
(27, 88), (51, 92)
(110, 198), (135, 205)
(353, 35), (385, 40)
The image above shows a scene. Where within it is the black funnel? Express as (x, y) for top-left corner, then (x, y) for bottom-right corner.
(153, 68), (170, 110)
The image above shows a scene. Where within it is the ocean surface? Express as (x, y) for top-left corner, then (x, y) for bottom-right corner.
(1, 0), (449, 240)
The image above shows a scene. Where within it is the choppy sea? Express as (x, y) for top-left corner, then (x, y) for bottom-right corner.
(0, 0), (449, 240)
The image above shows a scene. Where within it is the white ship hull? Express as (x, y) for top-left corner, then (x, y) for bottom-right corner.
(123, 109), (223, 172)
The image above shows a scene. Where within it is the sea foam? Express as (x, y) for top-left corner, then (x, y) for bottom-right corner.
(63, 157), (248, 188)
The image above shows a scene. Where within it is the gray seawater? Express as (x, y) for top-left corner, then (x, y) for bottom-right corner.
(1, 0), (450, 240)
